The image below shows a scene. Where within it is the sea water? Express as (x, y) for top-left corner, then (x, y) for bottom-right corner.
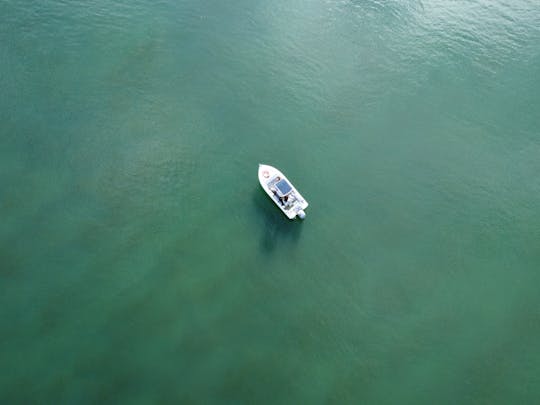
(1, 0), (540, 402)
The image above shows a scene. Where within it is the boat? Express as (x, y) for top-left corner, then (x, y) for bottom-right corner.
(258, 164), (308, 219)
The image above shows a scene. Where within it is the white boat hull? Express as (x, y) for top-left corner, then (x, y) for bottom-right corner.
(258, 164), (309, 219)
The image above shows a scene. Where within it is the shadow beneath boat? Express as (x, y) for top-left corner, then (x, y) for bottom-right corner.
(251, 188), (303, 255)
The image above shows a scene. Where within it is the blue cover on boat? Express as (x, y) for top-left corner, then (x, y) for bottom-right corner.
(276, 179), (292, 196)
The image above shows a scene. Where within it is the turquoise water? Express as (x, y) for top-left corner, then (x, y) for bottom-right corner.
(2, 0), (540, 402)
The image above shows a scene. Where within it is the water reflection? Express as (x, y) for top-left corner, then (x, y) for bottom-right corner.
(251, 188), (303, 254)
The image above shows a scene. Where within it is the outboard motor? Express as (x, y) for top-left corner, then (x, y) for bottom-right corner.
(297, 210), (306, 219)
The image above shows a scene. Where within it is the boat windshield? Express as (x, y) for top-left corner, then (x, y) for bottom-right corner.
(275, 179), (292, 196)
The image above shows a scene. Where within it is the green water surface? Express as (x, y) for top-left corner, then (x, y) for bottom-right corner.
(1, 0), (540, 403)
